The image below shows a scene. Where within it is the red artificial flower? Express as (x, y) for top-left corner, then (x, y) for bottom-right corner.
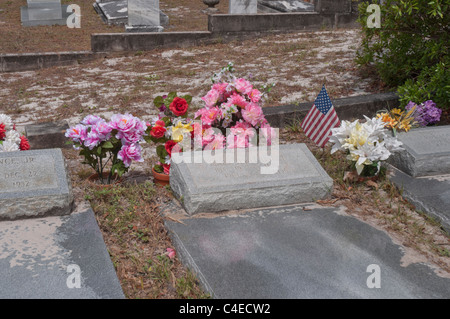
(155, 120), (166, 127)
(164, 140), (175, 156)
(163, 163), (171, 175)
(150, 126), (167, 139)
(19, 135), (30, 151)
(0, 123), (6, 140)
(169, 97), (189, 117)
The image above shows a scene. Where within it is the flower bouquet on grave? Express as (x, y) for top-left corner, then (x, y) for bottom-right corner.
(376, 100), (442, 136)
(192, 63), (277, 151)
(0, 114), (30, 152)
(66, 114), (147, 185)
(144, 92), (193, 182)
(329, 116), (403, 181)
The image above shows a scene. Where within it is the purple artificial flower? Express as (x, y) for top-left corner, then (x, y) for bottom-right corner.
(81, 115), (104, 126)
(65, 124), (88, 143)
(421, 100), (442, 125)
(118, 143), (143, 167)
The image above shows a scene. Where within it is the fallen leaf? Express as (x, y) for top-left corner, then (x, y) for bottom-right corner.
(365, 180), (379, 190)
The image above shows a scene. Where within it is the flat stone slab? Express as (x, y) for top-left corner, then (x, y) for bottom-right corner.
(170, 143), (333, 215)
(93, 0), (169, 26)
(388, 165), (450, 233)
(259, 0), (314, 12)
(388, 126), (450, 177)
(0, 149), (73, 220)
(165, 204), (450, 298)
(21, 5), (71, 27)
(25, 121), (70, 150)
(0, 208), (124, 298)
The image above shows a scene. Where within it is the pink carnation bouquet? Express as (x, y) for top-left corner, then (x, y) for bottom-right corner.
(66, 114), (147, 184)
(193, 63), (277, 150)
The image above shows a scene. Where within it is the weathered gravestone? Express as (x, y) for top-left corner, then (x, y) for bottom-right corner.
(259, 0), (314, 12)
(25, 121), (70, 150)
(229, 0), (258, 14)
(0, 149), (73, 220)
(126, 0), (163, 32)
(170, 143), (333, 214)
(388, 126), (450, 177)
(21, 0), (70, 27)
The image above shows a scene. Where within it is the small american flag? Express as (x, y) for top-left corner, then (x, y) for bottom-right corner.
(300, 85), (340, 148)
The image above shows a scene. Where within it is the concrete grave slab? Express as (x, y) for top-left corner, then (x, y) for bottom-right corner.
(170, 143), (333, 215)
(93, 0), (169, 26)
(21, 0), (71, 27)
(25, 121), (70, 150)
(388, 165), (450, 233)
(0, 208), (124, 299)
(388, 126), (450, 177)
(165, 204), (450, 298)
(229, 0), (258, 14)
(0, 149), (73, 220)
(259, 0), (314, 12)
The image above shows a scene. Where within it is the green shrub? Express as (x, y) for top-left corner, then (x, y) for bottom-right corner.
(356, 0), (449, 109)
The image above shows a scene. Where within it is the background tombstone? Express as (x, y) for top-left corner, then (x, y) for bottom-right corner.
(21, 0), (71, 27)
(0, 149), (74, 220)
(229, 0), (258, 14)
(126, 0), (163, 32)
(25, 121), (70, 150)
(388, 126), (450, 177)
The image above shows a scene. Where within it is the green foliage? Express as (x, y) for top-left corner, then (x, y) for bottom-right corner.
(356, 0), (449, 109)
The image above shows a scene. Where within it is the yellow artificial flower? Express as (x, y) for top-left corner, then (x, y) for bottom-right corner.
(171, 121), (193, 142)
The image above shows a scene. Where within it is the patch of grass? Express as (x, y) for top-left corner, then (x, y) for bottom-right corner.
(86, 181), (208, 299)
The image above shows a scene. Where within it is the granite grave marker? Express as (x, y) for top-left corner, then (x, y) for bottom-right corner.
(126, 0), (163, 32)
(170, 143), (333, 214)
(21, 0), (71, 27)
(388, 126), (450, 177)
(229, 0), (258, 14)
(0, 149), (73, 220)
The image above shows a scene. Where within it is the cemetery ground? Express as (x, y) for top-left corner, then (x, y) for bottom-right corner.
(0, 0), (227, 54)
(1, 19), (449, 297)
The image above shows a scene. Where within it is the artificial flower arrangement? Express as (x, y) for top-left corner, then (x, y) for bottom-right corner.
(193, 62), (276, 151)
(0, 114), (30, 152)
(145, 92), (193, 175)
(66, 114), (147, 184)
(329, 116), (403, 177)
(146, 63), (277, 177)
(376, 100), (442, 135)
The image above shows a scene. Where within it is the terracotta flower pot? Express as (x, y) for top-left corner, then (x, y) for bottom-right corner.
(152, 168), (170, 186)
(87, 172), (122, 188)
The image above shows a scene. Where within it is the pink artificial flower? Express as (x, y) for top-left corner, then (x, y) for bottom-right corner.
(204, 133), (226, 150)
(118, 143), (143, 167)
(227, 125), (256, 149)
(166, 248), (176, 259)
(201, 89), (221, 108)
(234, 78), (253, 95)
(81, 115), (104, 126)
(249, 89), (262, 103)
(198, 107), (222, 126)
(65, 124), (88, 143)
(228, 93), (248, 109)
(109, 113), (139, 133)
(91, 121), (113, 140)
(242, 103), (264, 127)
(84, 130), (101, 150)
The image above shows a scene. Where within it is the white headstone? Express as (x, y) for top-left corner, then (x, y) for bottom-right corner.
(128, 0), (160, 26)
(229, 0), (258, 14)
(27, 0), (62, 20)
